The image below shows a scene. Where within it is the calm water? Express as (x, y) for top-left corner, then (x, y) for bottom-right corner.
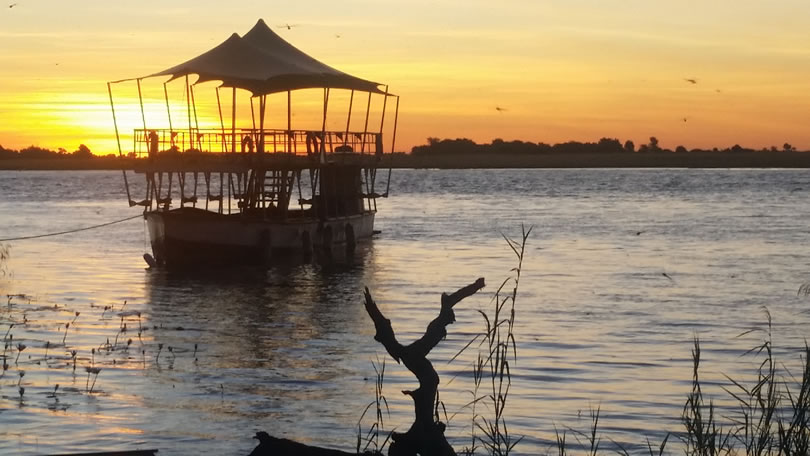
(1, 169), (809, 455)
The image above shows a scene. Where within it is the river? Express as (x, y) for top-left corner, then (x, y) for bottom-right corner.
(1, 169), (809, 454)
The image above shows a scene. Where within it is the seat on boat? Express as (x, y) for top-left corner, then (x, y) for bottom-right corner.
(129, 199), (151, 207)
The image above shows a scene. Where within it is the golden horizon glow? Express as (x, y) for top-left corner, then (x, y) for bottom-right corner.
(1, 1), (809, 155)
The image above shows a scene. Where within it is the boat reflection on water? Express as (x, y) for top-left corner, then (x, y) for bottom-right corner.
(137, 243), (384, 446)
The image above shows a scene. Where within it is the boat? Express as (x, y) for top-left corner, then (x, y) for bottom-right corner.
(107, 19), (399, 267)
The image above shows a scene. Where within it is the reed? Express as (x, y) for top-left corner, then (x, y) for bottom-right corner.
(61, 322), (70, 344)
(15, 342), (26, 364)
(455, 225), (530, 456)
(356, 357), (390, 455)
(681, 337), (732, 456)
(0, 242), (9, 277)
(85, 366), (102, 393)
(550, 317), (810, 456)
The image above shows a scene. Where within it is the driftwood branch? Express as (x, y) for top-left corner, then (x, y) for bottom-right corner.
(364, 278), (486, 456)
(249, 279), (485, 456)
(248, 431), (380, 456)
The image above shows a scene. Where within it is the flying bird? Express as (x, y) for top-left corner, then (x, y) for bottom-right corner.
(9, 3), (17, 8)
(684, 78), (698, 84)
(662, 272), (674, 281)
(495, 106), (507, 113)
(277, 23), (299, 30)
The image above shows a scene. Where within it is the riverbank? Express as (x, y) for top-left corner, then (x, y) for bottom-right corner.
(384, 150), (810, 169)
(3, 150), (810, 170)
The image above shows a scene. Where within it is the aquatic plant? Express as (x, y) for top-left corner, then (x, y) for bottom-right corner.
(15, 342), (26, 364)
(85, 366), (102, 393)
(356, 357), (391, 454)
(0, 242), (9, 277)
(113, 318), (126, 348)
(61, 322), (70, 344)
(568, 406), (602, 456)
(456, 225), (530, 456)
(549, 315), (810, 456)
(720, 310), (810, 456)
(681, 337), (732, 456)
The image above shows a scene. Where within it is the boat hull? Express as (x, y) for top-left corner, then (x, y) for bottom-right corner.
(145, 208), (375, 267)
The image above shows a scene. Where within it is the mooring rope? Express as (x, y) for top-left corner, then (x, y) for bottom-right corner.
(0, 214), (143, 242)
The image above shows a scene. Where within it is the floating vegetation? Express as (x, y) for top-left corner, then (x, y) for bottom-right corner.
(0, 242), (9, 277)
(85, 366), (102, 393)
(0, 292), (205, 421)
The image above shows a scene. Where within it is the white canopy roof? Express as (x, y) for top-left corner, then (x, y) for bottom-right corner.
(142, 19), (385, 95)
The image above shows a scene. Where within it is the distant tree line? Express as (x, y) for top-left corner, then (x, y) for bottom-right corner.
(0, 144), (116, 160)
(411, 137), (805, 155)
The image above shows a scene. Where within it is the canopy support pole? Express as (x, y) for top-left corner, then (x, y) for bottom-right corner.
(231, 87), (237, 156)
(361, 92), (372, 153)
(136, 79), (147, 132)
(185, 75), (192, 152)
(344, 90), (354, 146)
(250, 96), (257, 140)
(321, 88), (329, 161)
(385, 95), (399, 197)
(163, 83), (173, 132)
(379, 86), (389, 143)
(190, 84), (201, 150)
(259, 95), (266, 154)
(108, 82), (133, 206)
(215, 87), (228, 153)
(287, 90), (292, 154)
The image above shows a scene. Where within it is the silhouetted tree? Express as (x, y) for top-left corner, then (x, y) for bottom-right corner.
(784, 143), (794, 152)
(73, 144), (92, 158)
(0, 144), (17, 159)
(675, 145), (688, 154)
(624, 140), (635, 153)
(648, 136), (660, 152)
(20, 146), (58, 159)
(596, 137), (623, 153)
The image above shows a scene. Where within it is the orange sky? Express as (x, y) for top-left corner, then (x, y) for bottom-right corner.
(1, 1), (808, 154)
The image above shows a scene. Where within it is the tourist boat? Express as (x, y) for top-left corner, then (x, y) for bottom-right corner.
(107, 19), (399, 267)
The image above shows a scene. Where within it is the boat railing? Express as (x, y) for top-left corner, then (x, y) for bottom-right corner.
(132, 128), (383, 159)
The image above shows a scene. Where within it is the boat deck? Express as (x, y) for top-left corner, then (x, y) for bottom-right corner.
(131, 152), (381, 174)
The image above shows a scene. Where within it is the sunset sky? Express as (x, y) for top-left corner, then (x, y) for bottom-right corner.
(1, 0), (808, 154)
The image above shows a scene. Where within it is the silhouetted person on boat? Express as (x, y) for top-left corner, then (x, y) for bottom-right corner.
(241, 134), (254, 153)
(147, 130), (159, 160)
